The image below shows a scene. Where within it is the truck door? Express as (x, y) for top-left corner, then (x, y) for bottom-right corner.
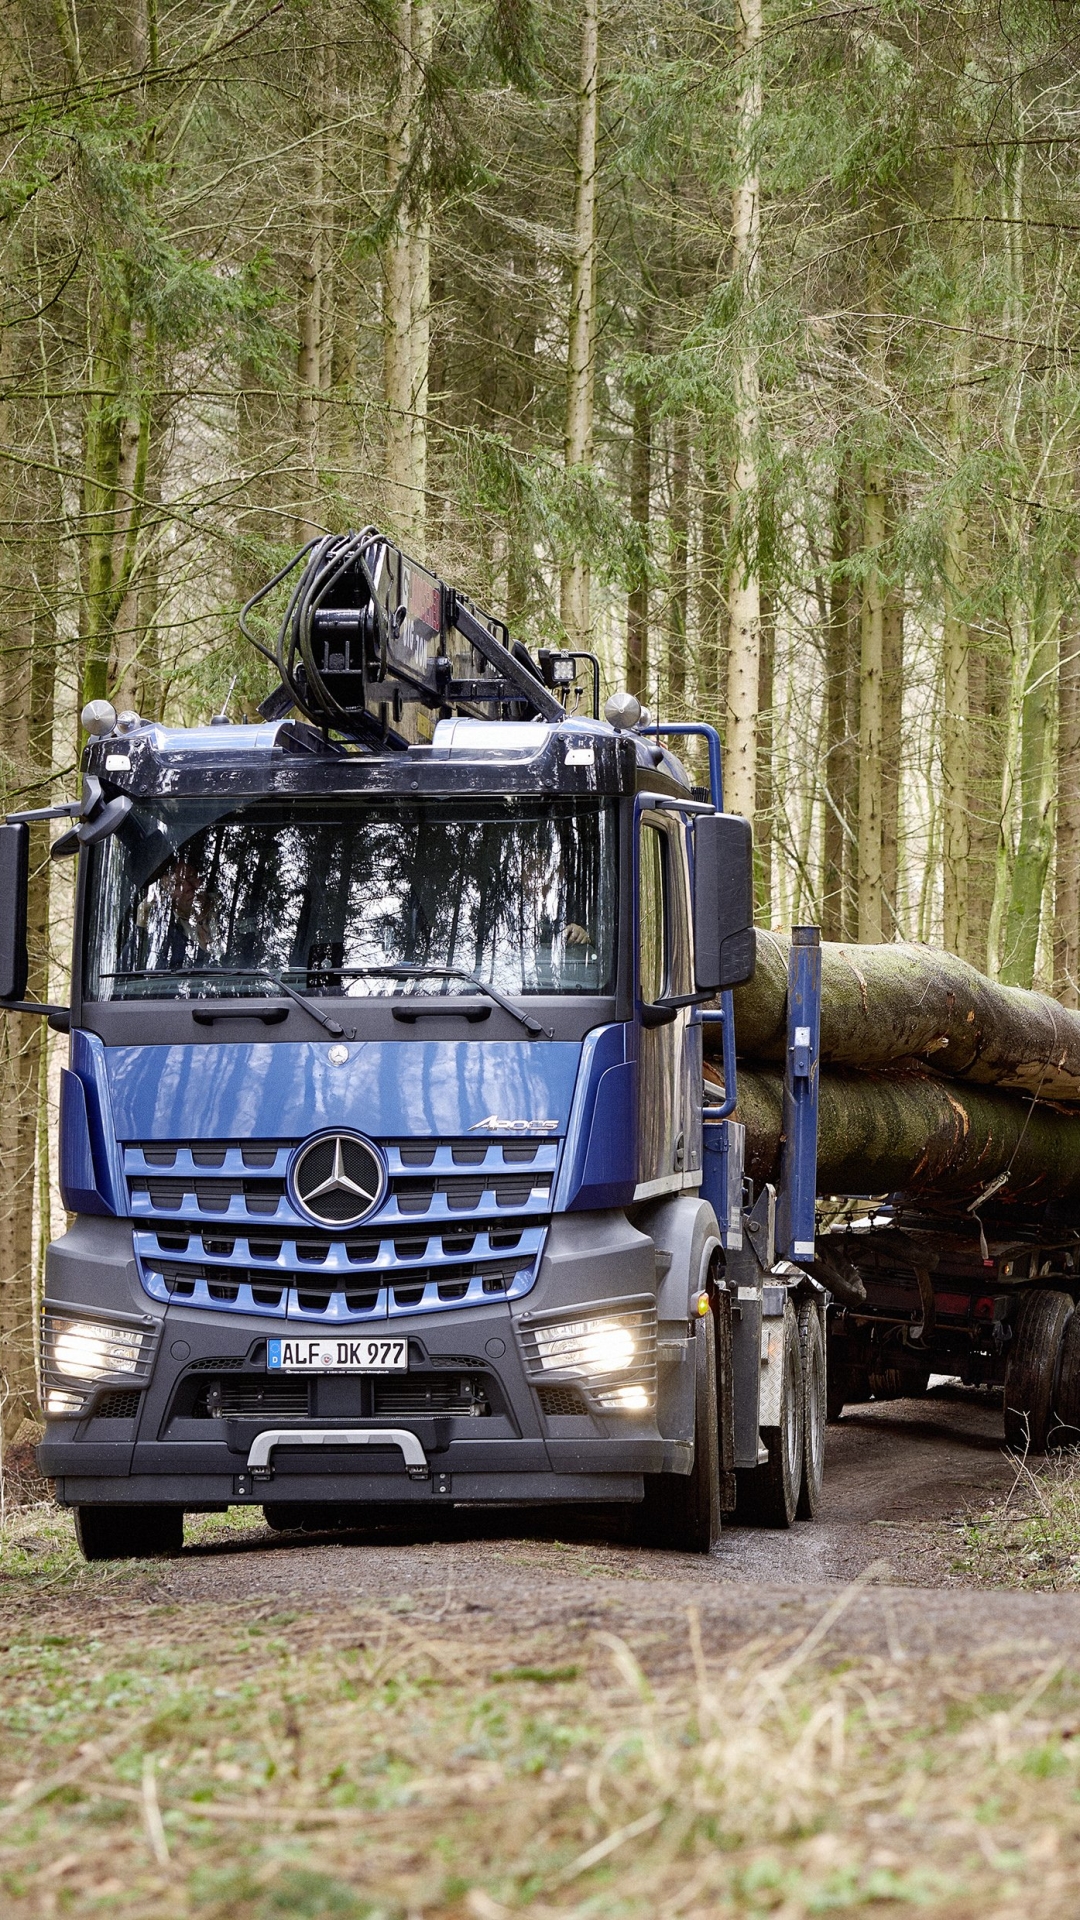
(637, 810), (694, 1189)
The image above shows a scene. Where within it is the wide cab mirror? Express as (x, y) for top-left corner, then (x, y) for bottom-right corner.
(0, 823), (29, 1002)
(694, 813), (755, 991)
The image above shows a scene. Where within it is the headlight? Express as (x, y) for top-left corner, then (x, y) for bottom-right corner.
(593, 1384), (652, 1412)
(531, 1317), (637, 1376)
(51, 1321), (144, 1381)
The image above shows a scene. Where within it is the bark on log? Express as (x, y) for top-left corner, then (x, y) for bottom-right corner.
(724, 933), (1080, 1104)
(735, 1065), (1080, 1208)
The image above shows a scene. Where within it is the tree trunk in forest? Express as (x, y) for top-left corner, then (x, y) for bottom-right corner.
(1055, 596), (1080, 1006)
(735, 1064), (1080, 1210)
(756, 586), (774, 919)
(881, 502), (903, 936)
(382, 0), (432, 548)
(858, 461), (886, 942)
(295, 19), (327, 543)
(941, 148), (973, 959)
(560, 0), (600, 648)
(626, 373), (651, 700)
(1001, 536), (1060, 986)
(719, 929), (1080, 1102)
(822, 458), (857, 941)
(724, 0), (762, 820)
(968, 630), (1003, 973)
(667, 415), (689, 712)
(700, 446), (726, 735)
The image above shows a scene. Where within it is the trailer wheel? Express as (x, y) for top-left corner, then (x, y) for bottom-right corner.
(796, 1299), (826, 1520)
(737, 1299), (804, 1528)
(74, 1505), (184, 1562)
(1004, 1289), (1074, 1453)
(633, 1311), (720, 1553)
(1053, 1309), (1080, 1447)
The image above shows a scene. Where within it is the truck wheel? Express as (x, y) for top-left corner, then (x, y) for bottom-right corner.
(1053, 1309), (1080, 1446)
(633, 1312), (721, 1553)
(74, 1505), (184, 1562)
(1004, 1289), (1074, 1453)
(796, 1299), (826, 1520)
(737, 1299), (804, 1528)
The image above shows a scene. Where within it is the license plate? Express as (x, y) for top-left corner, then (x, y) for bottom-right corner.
(267, 1337), (408, 1373)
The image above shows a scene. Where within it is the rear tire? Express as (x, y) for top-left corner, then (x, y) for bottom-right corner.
(633, 1312), (720, 1553)
(1004, 1289), (1074, 1453)
(796, 1298), (826, 1520)
(74, 1505), (184, 1562)
(1054, 1309), (1080, 1447)
(737, 1299), (804, 1528)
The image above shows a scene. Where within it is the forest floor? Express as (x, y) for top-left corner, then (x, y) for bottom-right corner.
(5, 1387), (1080, 1917)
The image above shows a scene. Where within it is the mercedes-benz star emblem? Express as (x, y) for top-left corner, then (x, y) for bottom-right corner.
(289, 1131), (386, 1228)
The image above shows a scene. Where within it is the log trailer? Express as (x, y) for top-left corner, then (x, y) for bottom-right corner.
(1, 527), (829, 1560)
(820, 1208), (1080, 1453)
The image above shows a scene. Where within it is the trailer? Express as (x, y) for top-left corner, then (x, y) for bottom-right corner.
(1, 528), (827, 1557)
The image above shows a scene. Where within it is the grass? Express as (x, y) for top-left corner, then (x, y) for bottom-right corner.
(954, 1447), (1080, 1591)
(5, 1505), (1080, 1913)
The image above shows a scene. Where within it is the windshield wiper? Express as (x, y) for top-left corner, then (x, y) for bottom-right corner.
(103, 968), (355, 1040)
(340, 964), (552, 1039)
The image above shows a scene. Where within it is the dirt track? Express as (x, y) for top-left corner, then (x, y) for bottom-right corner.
(143, 1384), (1080, 1664)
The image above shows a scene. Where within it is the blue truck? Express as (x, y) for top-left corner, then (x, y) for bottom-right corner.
(0, 528), (827, 1559)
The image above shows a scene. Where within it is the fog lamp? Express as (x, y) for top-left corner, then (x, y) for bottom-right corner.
(594, 1384), (653, 1413)
(44, 1388), (88, 1416)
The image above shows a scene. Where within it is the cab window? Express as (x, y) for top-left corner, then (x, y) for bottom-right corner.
(639, 818), (667, 1003)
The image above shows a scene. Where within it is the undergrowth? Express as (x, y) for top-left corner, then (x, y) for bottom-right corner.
(955, 1448), (1080, 1590)
(2, 1514), (1080, 1915)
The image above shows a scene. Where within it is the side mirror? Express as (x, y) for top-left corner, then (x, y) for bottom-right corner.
(0, 823), (29, 1002)
(693, 813), (756, 991)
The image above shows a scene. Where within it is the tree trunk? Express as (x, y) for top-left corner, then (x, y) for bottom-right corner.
(295, 16), (327, 543)
(857, 461), (886, 941)
(822, 458), (857, 941)
(700, 445), (726, 735)
(560, 0), (600, 647)
(723, 0), (762, 819)
(1055, 597), (1080, 1006)
(719, 930), (1080, 1102)
(941, 146), (973, 960)
(756, 585), (774, 919)
(881, 498), (903, 936)
(1001, 540), (1059, 986)
(382, 0), (431, 548)
(667, 415), (689, 713)
(735, 1064), (1080, 1210)
(626, 372), (651, 700)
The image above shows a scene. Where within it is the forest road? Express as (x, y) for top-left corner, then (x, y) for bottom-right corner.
(152, 1384), (1080, 1666)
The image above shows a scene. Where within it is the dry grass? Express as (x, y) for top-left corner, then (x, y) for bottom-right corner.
(955, 1449), (1080, 1590)
(3, 1508), (1080, 1915)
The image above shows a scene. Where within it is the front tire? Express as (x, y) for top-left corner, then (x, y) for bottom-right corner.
(633, 1312), (721, 1553)
(74, 1505), (184, 1562)
(737, 1299), (804, 1528)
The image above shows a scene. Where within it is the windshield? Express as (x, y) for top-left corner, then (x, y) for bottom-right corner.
(83, 795), (618, 1001)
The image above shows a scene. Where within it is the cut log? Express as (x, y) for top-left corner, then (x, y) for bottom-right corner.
(723, 933), (1080, 1104)
(734, 1065), (1080, 1208)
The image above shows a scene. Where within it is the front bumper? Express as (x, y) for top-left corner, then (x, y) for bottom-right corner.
(40, 1213), (695, 1507)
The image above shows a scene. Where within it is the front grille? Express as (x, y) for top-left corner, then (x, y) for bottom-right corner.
(197, 1377), (310, 1418)
(94, 1390), (142, 1419)
(371, 1374), (489, 1416)
(124, 1138), (556, 1229)
(127, 1135), (557, 1322)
